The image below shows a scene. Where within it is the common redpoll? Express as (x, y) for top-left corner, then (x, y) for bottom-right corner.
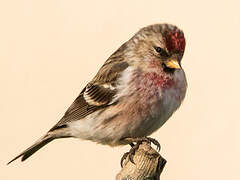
(8, 23), (187, 164)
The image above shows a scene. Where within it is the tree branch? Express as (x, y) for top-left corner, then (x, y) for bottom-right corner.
(116, 142), (167, 180)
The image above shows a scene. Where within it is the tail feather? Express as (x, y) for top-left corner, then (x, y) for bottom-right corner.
(7, 135), (54, 165)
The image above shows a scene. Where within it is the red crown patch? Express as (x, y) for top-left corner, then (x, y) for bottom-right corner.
(165, 31), (185, 54)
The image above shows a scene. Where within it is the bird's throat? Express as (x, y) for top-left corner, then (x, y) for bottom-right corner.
(143, 71), (174, 89)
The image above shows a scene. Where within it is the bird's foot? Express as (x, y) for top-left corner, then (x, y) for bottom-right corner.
(120, 141), (142, 167)
(125, 137), (161, 152)
(120, 137), (161, 167)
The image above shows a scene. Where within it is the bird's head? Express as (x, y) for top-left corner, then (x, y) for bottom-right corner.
(130, 24), (186, 73)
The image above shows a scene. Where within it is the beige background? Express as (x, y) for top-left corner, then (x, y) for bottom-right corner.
(1, 0), (240, 179)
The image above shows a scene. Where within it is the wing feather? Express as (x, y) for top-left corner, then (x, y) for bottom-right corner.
(49, 45), (129, 131)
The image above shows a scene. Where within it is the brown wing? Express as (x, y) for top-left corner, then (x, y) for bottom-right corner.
(50, 85), (115, 129)
(49, 44), (129, 131)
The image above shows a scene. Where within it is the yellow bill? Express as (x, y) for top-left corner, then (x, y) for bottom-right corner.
(165, 59), (181, 69)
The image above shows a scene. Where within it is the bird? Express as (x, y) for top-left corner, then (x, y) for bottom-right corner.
(8, 23), (187, 165)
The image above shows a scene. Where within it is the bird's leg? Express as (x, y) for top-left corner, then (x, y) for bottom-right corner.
(129, 142), (135, 147)
(120, 137), (161, 167)
(125, 137), (161, 151)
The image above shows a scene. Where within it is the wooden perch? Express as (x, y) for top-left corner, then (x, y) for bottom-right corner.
(116, 142), (167, 180)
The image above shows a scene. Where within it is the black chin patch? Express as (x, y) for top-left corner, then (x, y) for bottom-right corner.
(162, 63), (175, 73)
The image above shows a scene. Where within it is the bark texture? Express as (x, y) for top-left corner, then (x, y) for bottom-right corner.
(116, 142), (166, 180)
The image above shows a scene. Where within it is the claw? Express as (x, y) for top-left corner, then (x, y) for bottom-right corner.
(120, 152), (129, 167)
(128, 142), (140, 164)
(146, 137), (161, 152)
(120, 142), (141, 167)
(129, 152), (135, 164)
(120, 137), (161, 167)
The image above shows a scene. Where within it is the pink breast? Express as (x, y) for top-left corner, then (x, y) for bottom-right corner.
(143, 72), (174, 89)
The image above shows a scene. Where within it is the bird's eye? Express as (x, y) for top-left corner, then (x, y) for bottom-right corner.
(155, 47), (162, 53)
(155, 47), (169, 57)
